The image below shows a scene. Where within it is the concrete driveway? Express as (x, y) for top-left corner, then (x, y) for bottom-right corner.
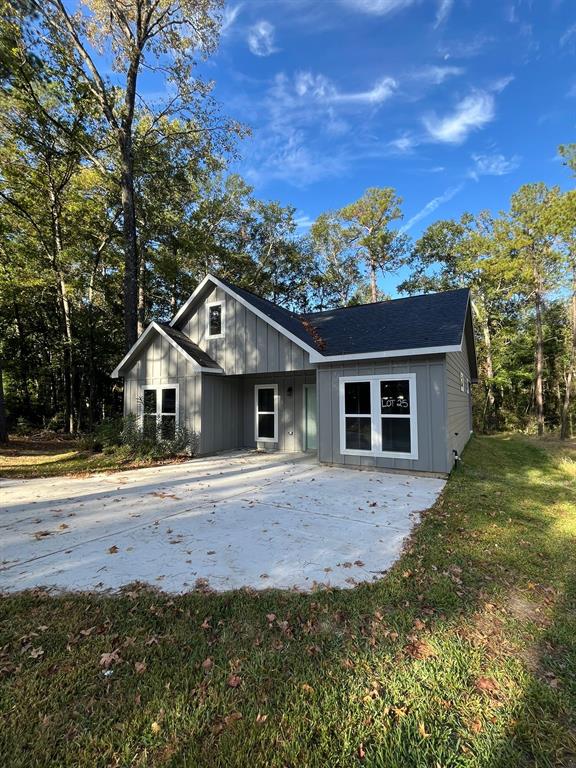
(0, 451), (445, 593)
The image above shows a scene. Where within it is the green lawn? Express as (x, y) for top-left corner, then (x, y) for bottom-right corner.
(1, 435), (575, 767)
(0, 438), (187, 478)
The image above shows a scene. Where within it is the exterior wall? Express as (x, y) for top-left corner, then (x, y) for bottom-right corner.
(123, 334), (202, 436)
(237, 371), (317, 452)
(445, 332), (473, 466)
(199, 374), (242, 455)
(180, 285), (314, 375)
(316, 356), (449, 474)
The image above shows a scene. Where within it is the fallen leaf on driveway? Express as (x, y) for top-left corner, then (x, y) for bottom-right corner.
(107, 545), (119, 554)
(33, 531), (52, 540)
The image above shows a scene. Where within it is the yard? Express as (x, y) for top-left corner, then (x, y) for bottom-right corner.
(1, 435), (575, 767)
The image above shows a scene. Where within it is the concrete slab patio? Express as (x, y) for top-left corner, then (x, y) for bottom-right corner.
(0, 451), (445, 593)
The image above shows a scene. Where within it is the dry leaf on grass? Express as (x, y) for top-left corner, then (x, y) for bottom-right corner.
(256, 713), (268, 724)
(405, 640), (436, 659)
(151, 721), (161, 735)
(418, 721), (430, 738)
(99, 649), (121, 668)
(301, 683), (314, 694)
(29, 647), (44, 659)
(134, 661), (147, 675)
(475, 676), (499, 694)
(227, 674), (242, 688)
(202, 657), (214, 671)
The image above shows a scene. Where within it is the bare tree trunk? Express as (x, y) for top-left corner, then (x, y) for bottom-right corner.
(534, 275), (545, 437)
(48, 181), (74, 434)
(561, 265), (576, 440)
(0, 354), (8, 444)
(370, 257), (377, 303)
(119, 131), (139, 351)
(137, 248), (146, 336)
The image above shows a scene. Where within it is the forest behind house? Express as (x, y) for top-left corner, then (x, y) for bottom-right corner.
(1, 0), (575, 445)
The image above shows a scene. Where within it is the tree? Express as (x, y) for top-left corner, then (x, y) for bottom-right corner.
(21, 0), (232, 350)
(497, 184), (563, 436)
(310, 212), (362, 307)
(339, 187), (407, 303)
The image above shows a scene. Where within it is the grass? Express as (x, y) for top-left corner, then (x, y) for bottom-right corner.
(0, 437), (188, 479)
(1, 435), (576, 767)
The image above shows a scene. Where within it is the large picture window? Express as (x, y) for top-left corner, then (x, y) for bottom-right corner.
(142, 384), (178, 440)
(339, 375), (418, 459)
(255, 384), (278, 442)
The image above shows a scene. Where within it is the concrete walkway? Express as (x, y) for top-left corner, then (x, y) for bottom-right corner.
(0, 451), (445, 593)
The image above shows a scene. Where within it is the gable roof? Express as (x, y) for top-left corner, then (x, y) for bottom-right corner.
(302, 288), (471, 357)
(110, 321), (223, 379)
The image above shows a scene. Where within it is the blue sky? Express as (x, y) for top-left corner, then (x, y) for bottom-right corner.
(193, 0), (576, 295)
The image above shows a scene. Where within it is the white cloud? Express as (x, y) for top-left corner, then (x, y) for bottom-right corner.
(560, 23), (576, 48)
(340, 0), (418, 15)
(388, 134), (418, 153)
(411, 65), (464, 84)
(423, 90), (495, 144)
(291, 70), (397, 106)
(247, 21), (277, 56)
(401, 184), (464, 232)
(491, 74), (514, 93)
(468, 153), (520, 180)
(434, 0), (453, 28)
(221, 3), (243, 35)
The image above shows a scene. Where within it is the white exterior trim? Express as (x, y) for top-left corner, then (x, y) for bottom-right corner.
(169, 274), (319, 358)
(338, 373), (419, 460)
(310, 344), (461, 364)
(254, 383), (278, 443)
(206, 300), (225, 340)
(141, 383), (180, 433)
(111, 321), (224, 378)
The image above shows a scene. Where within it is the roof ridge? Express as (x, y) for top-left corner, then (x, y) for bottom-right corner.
(302, 287), (470, 318)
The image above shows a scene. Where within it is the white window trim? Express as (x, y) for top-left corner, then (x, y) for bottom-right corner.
(141, 384), (179, 433)
(254, 384), (278, 443)
(206, 300), (225, 339)
(338, 374), (418, 460)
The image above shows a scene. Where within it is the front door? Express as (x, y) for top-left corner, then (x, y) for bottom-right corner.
(304, 385), (317, 451)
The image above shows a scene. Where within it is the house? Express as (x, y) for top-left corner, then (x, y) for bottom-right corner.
(111, 274), (477, 475)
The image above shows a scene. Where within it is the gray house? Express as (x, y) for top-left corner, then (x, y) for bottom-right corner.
(112, 274), (477, 476)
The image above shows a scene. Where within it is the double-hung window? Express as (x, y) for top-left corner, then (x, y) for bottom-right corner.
(206, 301), (225, 339)
(142, 384), (178, 440)
(339, 374), (418, 459)
(255, 384), (278, 442)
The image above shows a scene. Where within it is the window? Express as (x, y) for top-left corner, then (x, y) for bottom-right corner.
(255, 384), (278, 442)
(460, 372), (465, 392)
(142, 385), (178, 440)
(339, 375), (418, 459)
(206, 301), (224, 338)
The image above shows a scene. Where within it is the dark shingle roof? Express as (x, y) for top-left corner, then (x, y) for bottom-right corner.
(158, 324), (222, 370)
(301, 288), (470, 356)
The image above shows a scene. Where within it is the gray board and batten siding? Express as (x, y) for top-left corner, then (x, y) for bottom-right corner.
(316, 355), (451, 475)
(178, 285), (313, 375)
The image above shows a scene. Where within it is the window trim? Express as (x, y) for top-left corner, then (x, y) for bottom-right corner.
(206, 300), (225, 339)
(254, 384), (278, 443)
(141, 384), (179, 437)
(338, 374), (418, 460)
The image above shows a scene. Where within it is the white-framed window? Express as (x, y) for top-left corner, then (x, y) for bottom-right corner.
(142, 384), (179, 440)
(206, 301), (225, 339)
(460, 371), (465, 392)
(254, 384), (278, 443)
(339, 374), (418, 460)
